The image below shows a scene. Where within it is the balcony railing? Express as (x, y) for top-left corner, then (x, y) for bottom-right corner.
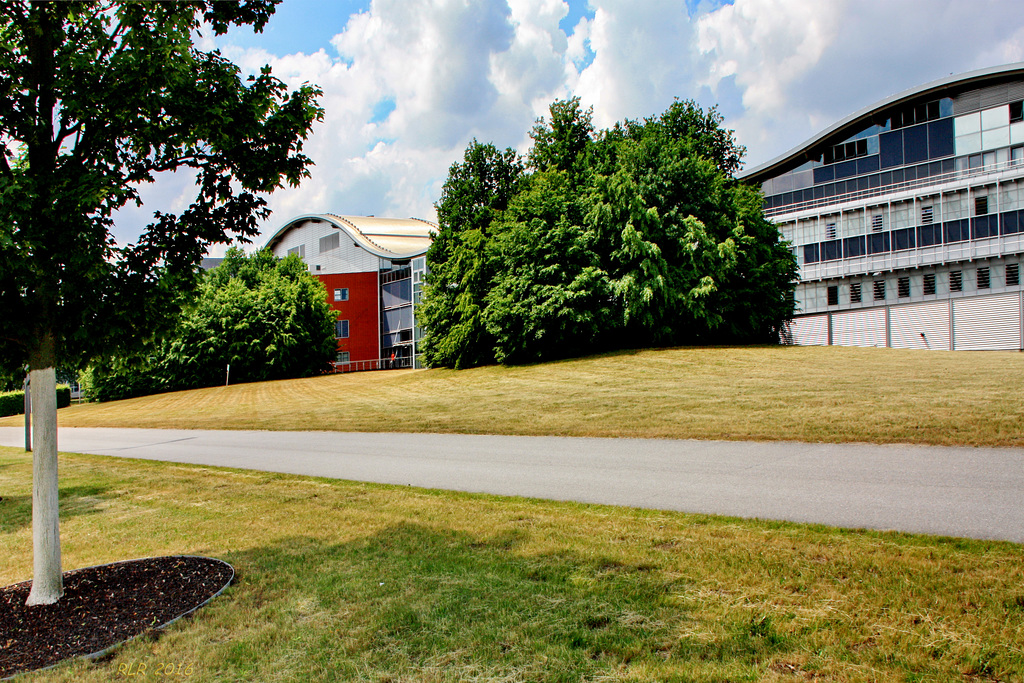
(765, 158), (1024, 219)
(330, 356), (416, 373)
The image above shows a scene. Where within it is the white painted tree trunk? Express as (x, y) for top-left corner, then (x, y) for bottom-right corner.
(26, 366), (62, 606)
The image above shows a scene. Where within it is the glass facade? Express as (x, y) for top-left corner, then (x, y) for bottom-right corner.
(760, 96), (1024, 219)
(379, 257), (429, 368)
(743, 73), (1024, 329)
(768, 97), (1024, 273)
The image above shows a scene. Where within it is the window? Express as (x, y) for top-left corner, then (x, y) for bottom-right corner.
(319, 232), (340, 253)
(336, 352), (350, 363)
(822, 240), (841, 261)
(871, 214), (884, 232)
(921, 206), (933, 224)
(898, 276), (910, 298)
(1008, 263), (1021, 287)
(333, 288), (349, 302)
(950, 270), (963, 292)
(923, 273), (936, 295)
(850, 282), (862, 303)
(893, 228), (915, 251)
(825, 138), (869, 165)
(975, 196), (989, 216)
(844, 236), (866, 258)
(825, 222), (837, 239)
(977, 267), (990, 289)
(890, 99), (942, 130)
(287, 244), (305, 259)
(803, 243), (819, 264)
(827, 285), (839, 306)
(1011, 100), (1023, 124)
(873, 280), (886, 301)
(1013, 146), (1024, 166)
(335, 319), (349, 338)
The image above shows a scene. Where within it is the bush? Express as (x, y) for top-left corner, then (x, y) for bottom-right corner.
(56, 385), (71, 409)
(87, 248), (337, 401)
(0, 385), (73, 416)
(0, 391), (23, 417)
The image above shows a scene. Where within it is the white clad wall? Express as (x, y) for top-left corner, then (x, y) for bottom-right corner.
(952, 293), (1022, 350)
(785, 314), (829, 346)
(890, 301), (951, 350)
(832, 308), (887, 347)
(271, 219), (379, 274)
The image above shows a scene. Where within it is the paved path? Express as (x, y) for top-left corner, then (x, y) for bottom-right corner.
(2, 427), (1022, 543)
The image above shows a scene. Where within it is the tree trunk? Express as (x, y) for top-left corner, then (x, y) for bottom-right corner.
(25, 365), (62, 605)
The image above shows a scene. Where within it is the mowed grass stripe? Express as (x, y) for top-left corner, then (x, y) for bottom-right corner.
(15, 345), (1024, 447)
(2, 447), (1022, 681)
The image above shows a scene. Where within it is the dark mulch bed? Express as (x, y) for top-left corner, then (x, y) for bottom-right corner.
(0, 556), (233, 679)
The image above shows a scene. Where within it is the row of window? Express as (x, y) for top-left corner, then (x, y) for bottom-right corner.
(785, 179), (1024, 245)
(766, 98), (1021, 196)
(381, 265), (412, 285)
(773, 148), (1024, 213)
(765, 156), (957, 210)
(825, 264), (1020, 306)
(802, 208), (1024, 264)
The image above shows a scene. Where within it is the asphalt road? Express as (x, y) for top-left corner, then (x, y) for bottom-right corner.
(2, 427), (1022, 543)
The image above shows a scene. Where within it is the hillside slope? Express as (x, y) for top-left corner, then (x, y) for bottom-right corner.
(6, 346), (1023, 447)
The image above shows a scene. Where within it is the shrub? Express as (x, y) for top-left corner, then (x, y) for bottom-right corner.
(0, 391), (23, 417)
(0, 385), (73, 416)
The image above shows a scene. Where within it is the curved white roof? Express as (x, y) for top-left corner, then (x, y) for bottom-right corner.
(265, 214), (436, 259)
(739, 62), (1024, 183)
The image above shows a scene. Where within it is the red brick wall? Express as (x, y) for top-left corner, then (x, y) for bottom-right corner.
(317, 272), (379, 362)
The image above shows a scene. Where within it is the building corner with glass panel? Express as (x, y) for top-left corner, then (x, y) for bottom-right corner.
(739, 63), (1024, 350)
(265, 214), (434, 370)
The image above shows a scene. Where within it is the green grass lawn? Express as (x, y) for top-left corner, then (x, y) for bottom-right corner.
(2, 446), (1022, 682)
(4, 345), (1024, 680)
(11, 345), (1024, 447)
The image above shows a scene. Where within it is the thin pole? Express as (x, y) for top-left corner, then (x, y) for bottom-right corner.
(23, 373), (30, 452)
(225, 363), (230, 386)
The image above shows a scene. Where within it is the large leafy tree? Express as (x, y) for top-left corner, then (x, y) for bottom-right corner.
(419, 140), (523, 369)
(421, 98), (796, 368)
(0, 1), (321, 604)
(85, 248), (337, 401)
(484, 170), (612, 365)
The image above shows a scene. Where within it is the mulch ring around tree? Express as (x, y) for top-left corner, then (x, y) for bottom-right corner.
(0, 556), (233, 679)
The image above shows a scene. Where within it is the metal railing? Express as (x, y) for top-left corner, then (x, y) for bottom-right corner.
(330, 356), (416, 373)
(799, 231), (1024, 283)
(765, 158), (1024, 219)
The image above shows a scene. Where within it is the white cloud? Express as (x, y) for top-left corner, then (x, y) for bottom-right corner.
(695, 0), (1024, 169)
(109, 0), (1024, 252)
(233, 0), (587, 245)
(575, 0), (696, 128)
(696, 0), (841, 116)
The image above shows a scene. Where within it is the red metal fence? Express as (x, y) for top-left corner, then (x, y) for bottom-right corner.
(329, 356), (416, 373)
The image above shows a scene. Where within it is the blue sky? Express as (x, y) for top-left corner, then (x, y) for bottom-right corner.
(115, 0), (1024, 252)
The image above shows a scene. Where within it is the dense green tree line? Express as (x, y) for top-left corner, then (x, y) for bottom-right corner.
(84, 248), (336, 401)
(419, 98), (798, 368)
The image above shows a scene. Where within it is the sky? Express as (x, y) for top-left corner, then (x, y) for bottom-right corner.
(113, 0), (1024, 254)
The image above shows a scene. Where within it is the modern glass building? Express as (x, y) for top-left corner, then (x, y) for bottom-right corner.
(739, 63), (1024, 350)
(266, 214), (435, 369)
